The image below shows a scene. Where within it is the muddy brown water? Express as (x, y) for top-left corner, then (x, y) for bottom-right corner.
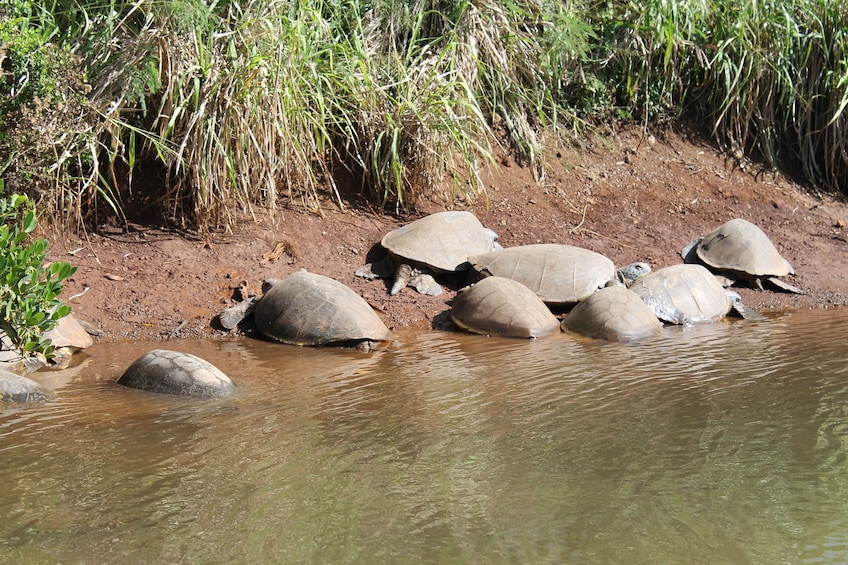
(1, 308), (847, 564)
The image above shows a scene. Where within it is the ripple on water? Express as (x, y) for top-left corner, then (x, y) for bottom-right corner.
(0, 309), (848, 563)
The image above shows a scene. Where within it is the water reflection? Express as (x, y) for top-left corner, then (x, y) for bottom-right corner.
(0, 309), (847, 563)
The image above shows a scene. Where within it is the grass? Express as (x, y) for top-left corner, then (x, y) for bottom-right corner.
(1, 0), (847, 231)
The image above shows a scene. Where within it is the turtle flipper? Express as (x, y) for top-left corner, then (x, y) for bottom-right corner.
(766, 277), (805, 294)
(390, 263), (417, 295)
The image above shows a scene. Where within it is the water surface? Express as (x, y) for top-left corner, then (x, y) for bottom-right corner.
(1, 308), (847, 564)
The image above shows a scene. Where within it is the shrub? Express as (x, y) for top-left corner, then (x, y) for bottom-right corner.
(0, 189), (76, 359)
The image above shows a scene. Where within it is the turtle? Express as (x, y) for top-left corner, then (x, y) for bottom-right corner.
(681, 218), (803, 293)
(118, 349), (235, 398)
(355, 211), (501, 296)
(468, 244), (615, 306)
(43, 313), (95, 367)
(254, 271), (392, 348)
(450, 276), (561, 338)
(561, 285), (662, 342)
(629, 264), (761, 324)
(0, 369), (51, 403)
(468, 243), (651, 306)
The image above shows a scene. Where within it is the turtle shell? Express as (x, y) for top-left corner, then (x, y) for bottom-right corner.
(562, 286), (662, 342)
(255, 271), (391, 346)
(381, 211), (499, 273)
(468, 243), (615, 305)
(694, 218), (793, 277)
(629, 264), (731, 324)
(0, 370), (51, 403)
(450, 277), (560, 338)
(118, 350), (235, 398)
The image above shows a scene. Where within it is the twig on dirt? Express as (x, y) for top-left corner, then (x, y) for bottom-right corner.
(567, 204), (589, 234)
(167, 320), (188, 338)
(67, 287), (89, 302)
(565, 209), (637, 250)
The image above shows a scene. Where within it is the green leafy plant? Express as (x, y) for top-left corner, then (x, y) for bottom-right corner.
(0, 189), (76, 359)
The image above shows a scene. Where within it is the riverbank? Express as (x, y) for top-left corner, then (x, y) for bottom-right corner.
(48, 127), (848, 342)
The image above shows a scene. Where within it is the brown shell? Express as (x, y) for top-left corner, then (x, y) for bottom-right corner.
(255, 271), (391, 346)
(469, 243), (615, 305)
(562, 286), (662, 342)
(450, 277), (560, 338)
(695, 218), (793, 277)
(381, 211), (498, 273)
(629, 264), (731, 324)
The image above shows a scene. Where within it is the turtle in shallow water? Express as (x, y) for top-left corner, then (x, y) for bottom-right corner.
(681, 218), (803, 294)
(355, 211), (501, 296)
(629, 264), (761, 324)
(0, 370), (51, 403)
(450, 276), (560, 338)
(118, 350), (235, 398)
(562, 285), (662, 342)
(255, 271), (392, 348)
(469, 243), (650, 306)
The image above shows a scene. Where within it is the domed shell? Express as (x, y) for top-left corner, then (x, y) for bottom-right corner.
(0, 370), (51, 403)
(117, 350), (235, 398)
(450, 277), (560, 338)
(381, 211), (499, 273)
(694, 218), (793, 277)
(468, 243), (615, 305)
(629, 264), (731, 324)
(255, 271), (391, 346)
(562, 286), (662, 342)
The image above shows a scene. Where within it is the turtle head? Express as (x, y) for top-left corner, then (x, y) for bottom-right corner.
(483, 228), (503, 252)
(616, 262), (651, 287)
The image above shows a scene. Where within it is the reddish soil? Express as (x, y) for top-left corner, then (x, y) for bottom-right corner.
(47, 127), (848, 342)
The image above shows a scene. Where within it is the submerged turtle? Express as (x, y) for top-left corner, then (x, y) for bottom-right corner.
(562, 285), (662, 342)
(255, 271), (391, 348)
(469, 243), (651, 306)
(450, 276), (560, 338)
(0, 370), (51, 403)
(355, 211), (501, 296)
(629, 264), (761, 324)
(682, 218), (803, 293)
(118, 350), (235, 398)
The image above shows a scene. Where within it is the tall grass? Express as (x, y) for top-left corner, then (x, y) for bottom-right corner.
(701, 0), (848, 189)
(2, 0), (848, 232)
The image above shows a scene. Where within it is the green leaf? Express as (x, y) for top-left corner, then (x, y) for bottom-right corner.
(22, 210), (37, 234)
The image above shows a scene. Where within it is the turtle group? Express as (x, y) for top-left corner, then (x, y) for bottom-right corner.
(355, 213), (799, 342)
(213, 212), (800, 349)
(4, 213), (800, 405)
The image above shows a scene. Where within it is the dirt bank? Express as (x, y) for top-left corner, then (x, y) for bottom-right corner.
(47, 127), (848, 342)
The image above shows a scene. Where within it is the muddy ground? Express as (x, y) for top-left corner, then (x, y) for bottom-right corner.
(47, 127), (848, 342)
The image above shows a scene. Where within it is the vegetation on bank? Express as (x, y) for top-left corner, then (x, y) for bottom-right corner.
(0, 189), (75, 359)
(0, 0), (847, 232)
